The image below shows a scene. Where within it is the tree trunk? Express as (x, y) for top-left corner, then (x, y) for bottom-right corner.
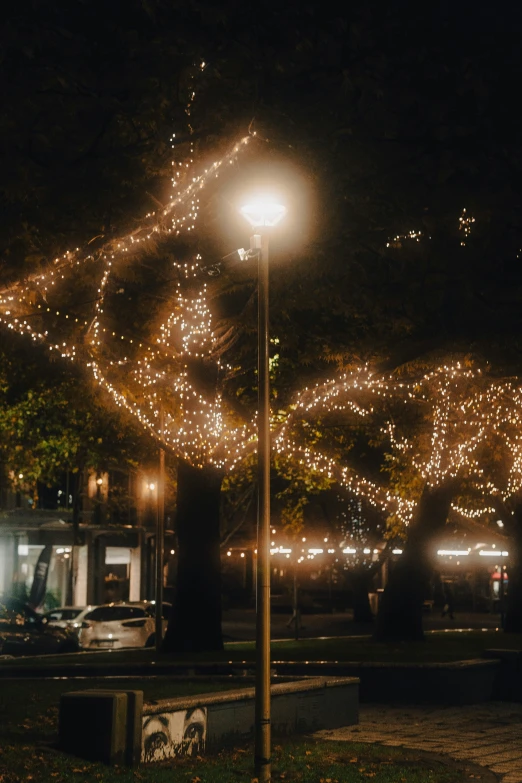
(351, 568), (374, 623)
(163, 460), (225, 653)
(504, 505), (522, 633)
(375, 483), (454, 642)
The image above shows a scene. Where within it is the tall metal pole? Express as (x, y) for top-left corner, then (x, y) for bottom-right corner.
(499, 565), (506, 629)
(293, 562), (300, 641)
(254, 231), (271, 782)
(155, 406), (165, 653)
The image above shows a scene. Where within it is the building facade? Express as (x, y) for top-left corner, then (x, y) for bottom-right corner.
(0, 468), (174, 609)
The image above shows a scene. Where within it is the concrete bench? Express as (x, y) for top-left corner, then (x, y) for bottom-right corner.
(274, 659), (500, 704)
(59, 675), (359, 765)
(59, 689), (143, 765)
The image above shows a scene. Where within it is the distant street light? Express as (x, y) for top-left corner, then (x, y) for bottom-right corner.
(240, 194), (286, 783)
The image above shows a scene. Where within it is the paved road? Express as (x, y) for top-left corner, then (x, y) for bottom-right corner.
(316, 702), (522, 783)
(222, 608), (503, 641)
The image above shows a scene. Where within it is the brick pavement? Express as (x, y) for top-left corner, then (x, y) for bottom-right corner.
(315, 702), (522, 783)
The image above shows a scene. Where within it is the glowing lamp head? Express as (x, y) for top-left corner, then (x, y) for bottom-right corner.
(239, 197), (286, 228)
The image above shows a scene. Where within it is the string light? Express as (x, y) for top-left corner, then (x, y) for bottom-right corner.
(5, 234), (522, 526)
(0, 60), (260, 471)
(386, 230), (423, 248)
(459, 208), (476, 246)
(0, 92), (516, 538)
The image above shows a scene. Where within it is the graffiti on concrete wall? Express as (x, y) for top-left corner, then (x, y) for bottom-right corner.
(142, 706), (207, 763)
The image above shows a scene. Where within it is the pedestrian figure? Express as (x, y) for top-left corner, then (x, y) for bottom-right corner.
(286, 606), (302, 630)
(441, 582), (455, 619)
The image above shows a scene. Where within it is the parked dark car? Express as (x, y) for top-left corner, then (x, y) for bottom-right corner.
(0, 598), (80, 656)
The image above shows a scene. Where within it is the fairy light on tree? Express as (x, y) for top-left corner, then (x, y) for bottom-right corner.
(3, 104), (522, 643)
(459, 208), (476, 246)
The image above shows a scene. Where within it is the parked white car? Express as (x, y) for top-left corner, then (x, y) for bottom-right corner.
(42, 606), (95, 631)
(78, 601), (172, 650)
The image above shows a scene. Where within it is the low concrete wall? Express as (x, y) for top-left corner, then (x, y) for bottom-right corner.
(59, 676), (359, 766)
(483, 649), (522, 702)
(59, 690), (143, 765)
(274, 659), (500, 704)
(142, 676), (359, 763)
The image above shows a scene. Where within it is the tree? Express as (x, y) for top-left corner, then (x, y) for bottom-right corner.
(0, 125), (385, 652)
(4, 2), (522, 653)
(315, 491), (388, 624)
(275, 364), (522, 639)
(0, 343), (157, 524)
(464, 387), (522, 634)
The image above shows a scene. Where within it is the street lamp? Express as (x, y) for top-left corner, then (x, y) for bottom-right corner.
(239, 198), (286, 229)
(240, 195), (286, 782)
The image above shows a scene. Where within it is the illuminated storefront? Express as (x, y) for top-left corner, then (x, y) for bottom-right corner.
(0, 509), (165, 609)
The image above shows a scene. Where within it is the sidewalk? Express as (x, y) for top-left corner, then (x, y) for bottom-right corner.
(222, 608), (502, 641)
(316, 702), (522, 783)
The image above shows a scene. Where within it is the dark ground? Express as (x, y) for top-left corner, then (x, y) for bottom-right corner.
(221, 608), (502, 641)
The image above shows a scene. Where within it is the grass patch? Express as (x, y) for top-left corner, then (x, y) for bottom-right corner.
(0, 670), (490, 782)
(0, 738), (481, 783)
(229, 630), (522, 663)
(0, 678), (242, 745)
(2, 629), (521, 668)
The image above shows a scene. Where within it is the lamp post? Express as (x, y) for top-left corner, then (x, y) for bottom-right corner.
(240, 197), (286, 783)
(155, 405), (165, 653)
